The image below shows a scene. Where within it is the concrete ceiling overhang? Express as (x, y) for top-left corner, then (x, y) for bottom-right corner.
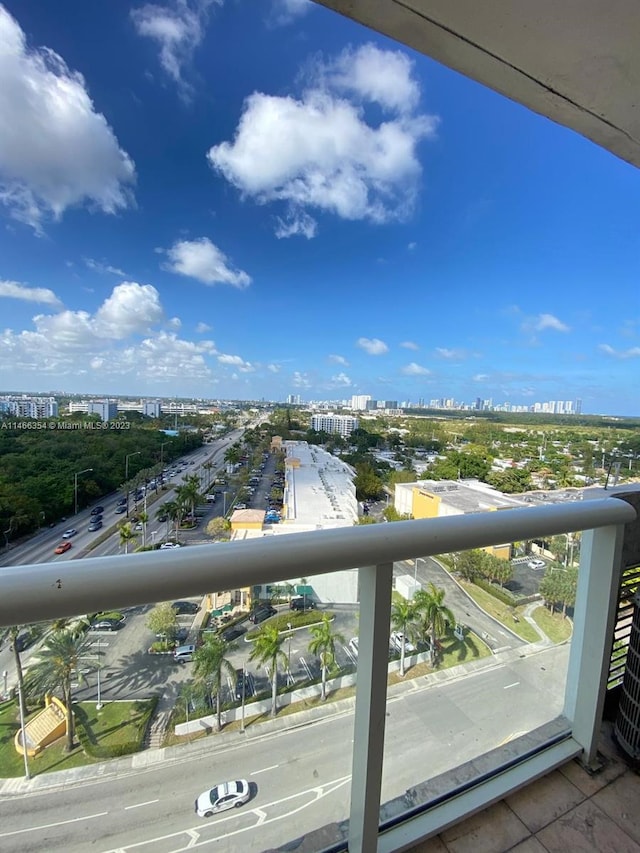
(316, 0), (640, 168)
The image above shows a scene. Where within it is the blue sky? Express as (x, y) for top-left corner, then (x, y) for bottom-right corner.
(0, 0), (638, 415)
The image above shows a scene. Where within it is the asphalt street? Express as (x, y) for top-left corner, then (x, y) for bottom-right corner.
(0, 643), (570, 853)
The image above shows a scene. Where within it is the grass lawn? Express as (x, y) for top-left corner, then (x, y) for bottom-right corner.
(458, 580), (541, 643)
(0, 699), (154, 778)
(530, 605), (573, 643)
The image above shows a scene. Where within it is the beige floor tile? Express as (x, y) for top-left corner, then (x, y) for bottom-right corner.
(536, 799), (640, 853)
(592, 771), (640, 845)
(505, 769), (585, 833)
(440, 801), (530, 853)
(407, 834), (449, 852)
(558, 751), (627, 796)
(508, 839), (548, 853)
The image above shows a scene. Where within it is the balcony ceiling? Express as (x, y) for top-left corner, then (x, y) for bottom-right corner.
(316, 0), (640, 168)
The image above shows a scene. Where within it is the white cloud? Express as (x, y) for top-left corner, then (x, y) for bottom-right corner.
(94, 282), (164, 338)
(267, 363), (280, 373)
(207, 43), (438, 236)
(599, 344), (640, 359)
(163, 237), (251, 287)
(274, 209), (317, 239)
(168, 316), (182, 328)
(435, 347), (465, 360)
(0, 6), (135, 231)
(217, 353), (254, 372)
(402, 362), (430, 375)
(271, 0), (312, 25)
(329, 353), (349, 365)
(400, 340), (418, 350)
(321, 43), (420, 114)
(292, 370), (311, 388)
(407, 242), (417, 251)
(329, 372), (352, 387)
(131, 0), (219, 99)
(473, 373), (490, 382)
(532, 313), (570, 333)
(0, 279), (61, 307)
(195, 321), (211, 333)
(83, 258), (127, 277)
(357, 337), (388, 356)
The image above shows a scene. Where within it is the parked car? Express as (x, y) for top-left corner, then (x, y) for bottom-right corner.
(160, 542), (182, 549)
(172, 600), (200, 615)
(249, 605), (277, 624)
(290, 596), (314, 611)
(348, 637), (359, 658)
(174, 644), (196, 663)
(195, 779), (250, 817)
(90, 506), (104, 515)
(234, 669), (252, 701)
(62, 528), (78, 539)
(390, 631), (416, 654)
(54, 541), (72, 554)
(90, 618), (123, 632)
(221, 625), (245, 643)
(527, 558), (546, 570)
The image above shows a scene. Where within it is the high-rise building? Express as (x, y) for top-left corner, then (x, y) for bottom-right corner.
(87, 400), (118, 421)
(142, 399), (162, 418)
(286, 394), (302, 405)
(311, 413), (359, 437)
(0, 395), (58, 418)
(350, 395), (371, 411)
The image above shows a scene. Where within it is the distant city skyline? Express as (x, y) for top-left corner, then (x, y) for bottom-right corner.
(0, 4), (639, 414)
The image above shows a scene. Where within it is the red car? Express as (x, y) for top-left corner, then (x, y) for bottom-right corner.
(54, 541), (72, 554)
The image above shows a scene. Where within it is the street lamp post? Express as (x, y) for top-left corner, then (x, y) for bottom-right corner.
(223, 491), (228, 516)
(287, 622), (293, 683)
(74, 468), (93, 517)
(240, 662), (246, 733)
(125, 452), (141, 518)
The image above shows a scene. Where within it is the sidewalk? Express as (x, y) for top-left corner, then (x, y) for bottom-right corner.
(0, 641), (555, 797)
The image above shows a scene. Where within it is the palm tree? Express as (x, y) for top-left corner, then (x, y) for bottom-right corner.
(8, 625), (30, 756)
(118, 521), (137, 554)
(179, 474), (203, 518)
(415, 583), (455, 666)
(249, 624), (287, 717)
(193, 636), (237, 732)
(308, 615), (346, 701)
(138, 510), (149, 547)
(203, 461), (214, 491)
(24, 629), (92, 752)
(390, 598), (418, 677)
(161, 499), (183, 541)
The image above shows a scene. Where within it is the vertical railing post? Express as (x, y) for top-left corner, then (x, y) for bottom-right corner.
(564, 523), (624, 766)
(349, 562), (393, 853)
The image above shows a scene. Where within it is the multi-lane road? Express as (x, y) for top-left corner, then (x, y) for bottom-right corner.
(0, 643), (570, 853)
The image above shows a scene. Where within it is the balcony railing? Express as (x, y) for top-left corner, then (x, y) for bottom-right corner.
(1, 492), (638, 852)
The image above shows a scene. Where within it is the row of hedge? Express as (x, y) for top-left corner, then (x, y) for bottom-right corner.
(472, 576), (540, 608)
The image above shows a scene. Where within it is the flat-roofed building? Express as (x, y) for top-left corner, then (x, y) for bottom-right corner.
(311, 413), (359, 437)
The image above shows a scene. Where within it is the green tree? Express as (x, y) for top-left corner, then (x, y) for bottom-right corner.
(8, 624), (30, 757)
(308, 615), (346, 701)
(118, 521), (137, 554)
(146, 602), (178, 649)
(193, 636), (237, 732)
(24, 629), (92, 752)
(354, 462), (383, 501)
(414, 583), (455, 665)
(390, 598), (418, 677)
(206, 516), (231, 540)
(249, 624), (287, 717)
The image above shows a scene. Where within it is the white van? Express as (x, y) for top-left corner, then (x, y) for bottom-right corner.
(173, 644), (196, 663)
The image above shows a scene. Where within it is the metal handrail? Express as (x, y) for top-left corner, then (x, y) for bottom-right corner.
(0, 496), (635, 626)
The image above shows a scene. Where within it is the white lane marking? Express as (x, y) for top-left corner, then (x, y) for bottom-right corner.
(124, 799), (159, 810)
(250, 763), (279, 776)
(0, 811), (109, 837)
(504, 681), (520, 689)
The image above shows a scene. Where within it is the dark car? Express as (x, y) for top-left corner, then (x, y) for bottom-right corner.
(90, 506), (104, 515)
(249, 605), (277, 624)
(172, 600), (200, 615)
(234, 669), (252, 701)
(88, 520), (103, 532)
(117, 497), (127, 505)
(290, 596), (314, 611)
(222, 625), (246, 643)
(114, 505), (126, 514)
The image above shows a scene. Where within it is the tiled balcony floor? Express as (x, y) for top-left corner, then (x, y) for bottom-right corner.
(409, 722), (640, 853)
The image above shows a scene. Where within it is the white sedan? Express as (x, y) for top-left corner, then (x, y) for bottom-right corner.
(527, 558), (546, 570)
(390, 631), (416, 654)
(195, 780), (250, 817)
(160, 542), (182, 550)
